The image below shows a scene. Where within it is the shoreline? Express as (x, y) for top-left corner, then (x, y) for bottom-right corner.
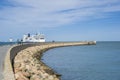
(4, 41), (96, 80)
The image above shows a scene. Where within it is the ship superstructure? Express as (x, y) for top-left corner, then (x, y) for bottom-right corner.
(23, 33), (45, 42)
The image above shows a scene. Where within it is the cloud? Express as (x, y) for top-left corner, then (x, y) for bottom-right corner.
(0, 0), (120, 29)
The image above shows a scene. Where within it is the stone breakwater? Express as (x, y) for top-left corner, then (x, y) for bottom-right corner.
(5, 42), (96, 80)
(14, 45), (60, 80)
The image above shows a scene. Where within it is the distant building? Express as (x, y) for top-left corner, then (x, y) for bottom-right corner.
(9, 38), (13, 42)
(22, 33), (45, 42)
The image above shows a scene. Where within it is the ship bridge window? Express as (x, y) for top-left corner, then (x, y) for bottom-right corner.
(29, 38), (32, 40)
(40, 38), (44, 39)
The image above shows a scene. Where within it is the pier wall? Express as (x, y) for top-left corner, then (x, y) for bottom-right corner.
(4, 41), (96, 80)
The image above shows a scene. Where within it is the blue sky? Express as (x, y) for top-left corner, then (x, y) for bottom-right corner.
(0, 0), (120, 41)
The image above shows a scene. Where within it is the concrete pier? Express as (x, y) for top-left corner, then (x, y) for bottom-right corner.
(0, 45), (12, 80)
(3, 41), (96, 80)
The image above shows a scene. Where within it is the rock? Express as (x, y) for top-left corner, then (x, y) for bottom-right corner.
(30, 74), (41, 80)
(15, 72), (29, 80)
(14, 62), (21, 68)
(22, 68), (31, 78)
(14, 45), (61, 80)
(49, 75), (54, 80)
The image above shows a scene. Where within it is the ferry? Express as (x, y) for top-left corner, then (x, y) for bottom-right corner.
(22, 33), (45, 42)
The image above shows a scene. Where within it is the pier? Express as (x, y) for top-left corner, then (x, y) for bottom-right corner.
(0, 45), (12, 79)
(3, 41), (96, 80)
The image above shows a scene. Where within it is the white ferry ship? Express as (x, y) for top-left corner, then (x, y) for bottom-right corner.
(23, 33), (45, 42)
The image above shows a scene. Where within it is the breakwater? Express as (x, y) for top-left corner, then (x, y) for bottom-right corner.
(4, 41), (96, 80)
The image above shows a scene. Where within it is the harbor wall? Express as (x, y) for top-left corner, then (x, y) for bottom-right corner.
(4, 41), (96, 80)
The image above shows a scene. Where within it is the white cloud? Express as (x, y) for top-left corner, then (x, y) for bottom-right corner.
(0, 0), (120, 28)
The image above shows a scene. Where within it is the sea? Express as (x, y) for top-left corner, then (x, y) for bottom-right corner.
(42, 41), (120, 80)
(0, 42), (15, 46)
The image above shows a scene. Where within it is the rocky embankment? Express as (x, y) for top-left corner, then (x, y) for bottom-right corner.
(14, 42), (96, 80)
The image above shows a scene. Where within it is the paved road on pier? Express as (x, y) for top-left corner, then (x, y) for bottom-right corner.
(0, 45), (12, 79)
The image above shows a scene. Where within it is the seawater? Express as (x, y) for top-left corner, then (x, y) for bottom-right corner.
(42, 41), (120, 80)
(0, 42), (15, 46)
